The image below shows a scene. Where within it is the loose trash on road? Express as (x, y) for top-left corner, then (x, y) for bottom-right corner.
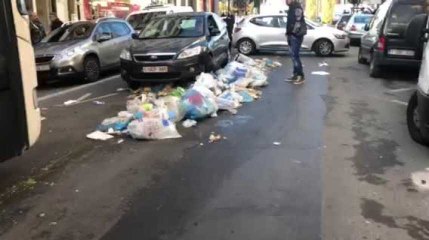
(311, 71), (330, 76)
(89, 54), (281, 141)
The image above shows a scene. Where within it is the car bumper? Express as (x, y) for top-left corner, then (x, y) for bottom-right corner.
(373, 51), (421, 67)
(417, 88), (429, 138)
(121, 55), (206, 82)
(36, 55), (84, 80)
(333, 38), (350, 52)
(347, 32), (363, 40)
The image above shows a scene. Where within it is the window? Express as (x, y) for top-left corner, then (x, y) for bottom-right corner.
(110, 22), (131, 37)
(43, 23), (94, 43)
(95, 23), (112, 36)
(354, 15), (373, 24)
(384, 4), (426, 37)
(127, 12), (167, 30)
(208, 16), (219, 34)
(277, 16), (287, 28)
(139, 16), (205, 39)
(250, 16), (276, 27)
(212, 13), (226, 30)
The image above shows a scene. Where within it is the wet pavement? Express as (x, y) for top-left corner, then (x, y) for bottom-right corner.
(1, 48), (429, 240)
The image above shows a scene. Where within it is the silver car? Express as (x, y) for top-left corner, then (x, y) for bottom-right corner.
(232, 14), (350, 57)
(34, 18), (134, 83)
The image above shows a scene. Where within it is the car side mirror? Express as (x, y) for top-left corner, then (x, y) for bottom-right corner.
(17, 0), (28, 15)
(97, 32), (112, 42)
(364, 23), (370, 31)
(210, 28), (221, 36)
(131, 32), (139, 39)
(405, 14), (428, 45)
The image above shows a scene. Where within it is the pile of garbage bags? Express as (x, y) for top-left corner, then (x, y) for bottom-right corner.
(89, 54), (281, 140)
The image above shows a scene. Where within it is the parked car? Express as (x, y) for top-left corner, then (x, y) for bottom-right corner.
(358, 0), (429, 78)
(407, 24), (429, 146)
(335, 14), (352, 30)
(344, 13), (373, 45)
(120, 12), (230, 89)
(34, 18), (133, 83)
(232, 14), (349, 57)
(126, 5), (193, 32)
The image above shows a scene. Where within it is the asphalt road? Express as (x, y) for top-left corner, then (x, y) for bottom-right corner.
(0, 47), (428, 240)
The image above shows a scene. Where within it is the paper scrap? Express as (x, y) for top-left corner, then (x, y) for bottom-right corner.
(319, 62), (329, 67)
(273, 142), (281, 146)
(311, 71), (330, 76)
(63, 100), (78, 106)
(86, 131), (113, 141)
(93, 101), (105, 105)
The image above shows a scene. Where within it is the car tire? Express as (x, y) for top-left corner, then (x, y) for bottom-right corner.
(222, 48), (231, 68)
(369, 53), (381, 78)
(127, 80), (140, 90)
(204, 55), (216, 72)
(237, 38), (256, 55)
(407, 92), (429, 146)
(358, 48), (367, 64)
(83, 56), (100, 83)
(314, 39), (334, 57)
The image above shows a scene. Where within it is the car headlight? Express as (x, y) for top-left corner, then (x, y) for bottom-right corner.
(120, 49), (132, 61)
(177, 46), (203, 59)
(55, 48), (78, 60)
(334, 33), (346, 39)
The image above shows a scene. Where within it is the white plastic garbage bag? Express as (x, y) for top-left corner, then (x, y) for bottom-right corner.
(195, 73), (218, 90)
(235, 53), (257, 66)
(128, 119), (182, 140)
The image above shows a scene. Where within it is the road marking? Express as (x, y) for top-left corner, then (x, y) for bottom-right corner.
(387, 87), (415, 93)
(76, 93), (92, 102)
(38, 74), (120, 102)
(390, 99), (408, 106)
(58, 93), (119, 107)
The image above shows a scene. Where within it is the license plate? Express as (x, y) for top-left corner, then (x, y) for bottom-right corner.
(388, 49), (415, 57)
(142, 66), (168, 73)
(36, 64), (50, 71)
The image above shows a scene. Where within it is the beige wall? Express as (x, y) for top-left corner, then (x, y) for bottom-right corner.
(56, 0), (69, 21)
(35, 0), (50, 31)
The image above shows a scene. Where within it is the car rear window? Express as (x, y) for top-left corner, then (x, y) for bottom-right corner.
(385, 3), (426, 37)
(354, 15), (372, 24)
(128, 11), (167, 30)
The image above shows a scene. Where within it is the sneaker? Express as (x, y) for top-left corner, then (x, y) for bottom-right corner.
(285, 75), (297, 82)
(293, 76), (305, 85)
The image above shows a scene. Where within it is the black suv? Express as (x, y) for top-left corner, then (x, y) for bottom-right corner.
(120, 12), (230, 88)
(358, 0), (429, 78)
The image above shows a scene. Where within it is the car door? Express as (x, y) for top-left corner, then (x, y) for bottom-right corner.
(212, 13), (230, 56)
(250, 16), (286, 50)
(207, 15), (226, 66)
(93, 22), (116, 67)
(109, 22), (132, 66)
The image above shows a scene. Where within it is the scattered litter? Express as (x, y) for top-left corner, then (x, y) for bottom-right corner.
(63, 100), (78, 106)
(93, 101), (105, 105)
(200, 143), (204, 146)
(209, 133), (223, 143)
(38, 213), (46, 218)
(411, 170), (429, 191)
(41, 117), (46, 121)
(86, 131), (114, 141)
(365, 220), (371, 224)
(49, 222), (57, 226)
(311, 71), (330, 76)
(25, 178), (37, 186)
(318, 62), (329, 67)
(75, 189), (80, 193)
(90, 54), (280, 142)
(273, 142), (281, 146)
(182, 119), (197, 128)
(117, 88), (127, 92)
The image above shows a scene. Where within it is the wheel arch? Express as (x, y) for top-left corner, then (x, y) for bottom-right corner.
(311, 38), (335, 52)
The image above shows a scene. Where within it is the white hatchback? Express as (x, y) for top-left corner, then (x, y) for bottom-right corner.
(232, 14), (350, 57)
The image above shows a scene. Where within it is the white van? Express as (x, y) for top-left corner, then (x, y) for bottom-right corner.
(126, 5), (194, 32)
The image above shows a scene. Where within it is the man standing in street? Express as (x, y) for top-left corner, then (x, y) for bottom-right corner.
(49, 13), (63, 32)
(285, 0), (307, 85)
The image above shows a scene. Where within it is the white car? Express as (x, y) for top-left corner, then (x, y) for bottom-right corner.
(126, 5), (193, 32)
(232, 14), (350, 57)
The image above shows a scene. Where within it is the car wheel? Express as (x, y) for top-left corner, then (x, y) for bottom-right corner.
(314, 39), (334, 57)
(369, 53), (381, 78)
(83, 56), (100, 83)
(127, 80), (140, 90)
(358, 48), (367, 64)
(407, 92), (429, 146)
(222, 48), (231, 68)
(237, 38), (256, 55)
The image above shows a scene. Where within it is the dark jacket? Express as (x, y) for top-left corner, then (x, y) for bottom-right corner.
(30, 20), (46, 44)
(51, 18), (63, 32)
(286, 1), (307, 37)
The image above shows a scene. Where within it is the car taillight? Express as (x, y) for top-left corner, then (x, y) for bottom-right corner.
(350, 25), (357, 31)
(234, 27), (241, 33)
(377, 36), (386, 52)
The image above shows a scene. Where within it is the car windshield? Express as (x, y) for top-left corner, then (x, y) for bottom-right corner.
(354, 15), (373, 24)
(306, 18), (321, 27)
(139, 16), (205, 39)
(385, 3), (426, 37)
(42, 23), (94, 43)
(128, 11), (167, 30)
